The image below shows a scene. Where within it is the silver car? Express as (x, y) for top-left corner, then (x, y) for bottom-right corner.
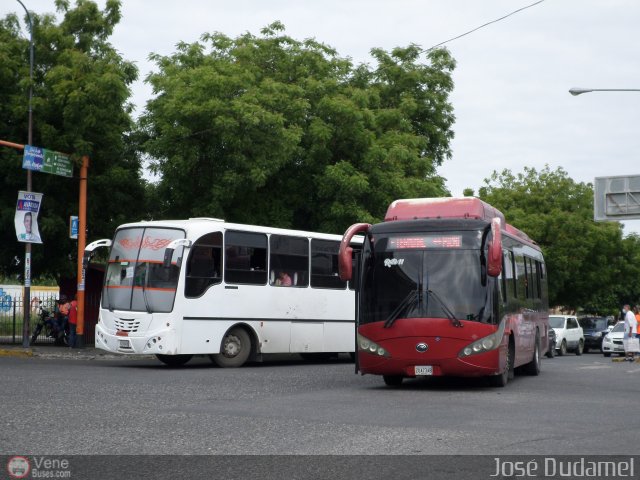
(602, 322), (626, 357)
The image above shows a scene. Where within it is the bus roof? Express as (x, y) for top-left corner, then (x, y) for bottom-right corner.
(114, 218), (357, 243)
(385, 197), (506, 224)
(383, 197), (537, 247)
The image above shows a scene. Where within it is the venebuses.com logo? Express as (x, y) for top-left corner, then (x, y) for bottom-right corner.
(6, 456), (30, 479)
(6, 456), (71, 478)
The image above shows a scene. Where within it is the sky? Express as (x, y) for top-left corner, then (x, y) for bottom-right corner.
(4, 0), (640, 233)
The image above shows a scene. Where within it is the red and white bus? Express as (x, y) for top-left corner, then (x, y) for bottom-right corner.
(339, 197), (549, 387)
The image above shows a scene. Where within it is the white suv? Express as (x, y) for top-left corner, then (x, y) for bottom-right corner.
(549, 315), (585, 356)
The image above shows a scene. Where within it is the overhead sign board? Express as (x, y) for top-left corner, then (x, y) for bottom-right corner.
(594, 175), (640, 221)
(22, 144), (73, 178)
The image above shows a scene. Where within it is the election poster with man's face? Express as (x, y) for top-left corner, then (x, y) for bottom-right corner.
(15, 191), (43, 244)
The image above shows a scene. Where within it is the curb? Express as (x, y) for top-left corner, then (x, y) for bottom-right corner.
(0, 346), (151, 361)
(0, 348), (34, 358)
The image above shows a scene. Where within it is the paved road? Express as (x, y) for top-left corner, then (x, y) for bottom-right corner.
(0, 351), (637, 456)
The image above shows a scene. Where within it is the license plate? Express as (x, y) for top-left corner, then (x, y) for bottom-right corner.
(119, 339), (130, 348)
(415, 365), (433, 376)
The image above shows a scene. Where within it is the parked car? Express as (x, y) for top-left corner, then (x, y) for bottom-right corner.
(546, 327), (556, 358)
(602, 322), (626, 357)
(578, 316), (610, 353)
(549, 315), (584, 356)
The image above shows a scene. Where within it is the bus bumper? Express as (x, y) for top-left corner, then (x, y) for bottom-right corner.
(358, 347), (502, 378)
(95, 323), (178, 355)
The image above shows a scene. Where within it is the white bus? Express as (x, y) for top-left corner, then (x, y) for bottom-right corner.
(84, 218), (359, 367)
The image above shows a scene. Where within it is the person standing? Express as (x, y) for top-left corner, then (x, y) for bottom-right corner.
(623, 304), (638, 361)
(68, 295), (78, 348)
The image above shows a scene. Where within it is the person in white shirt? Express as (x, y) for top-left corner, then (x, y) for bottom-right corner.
(623, 304), (638, 361)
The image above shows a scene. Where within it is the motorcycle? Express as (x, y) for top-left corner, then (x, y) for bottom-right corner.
(29, 301), (69, 346)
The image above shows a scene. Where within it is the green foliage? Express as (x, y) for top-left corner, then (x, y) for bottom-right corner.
(140, 24), (455, 233)
(0, 1), (145, 281)
(478, 166), (637, 313)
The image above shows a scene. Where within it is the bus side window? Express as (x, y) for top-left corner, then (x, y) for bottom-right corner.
(270, 235), (309, 287)
(527, 257), (538, 299)
(535, 260), (542, 299)
(503, 250), (516, 299)
(515, 253), (526, 299)
(311, 239), (346, 289)
(225, 231), (268, 285)
(500, 251), (507, 303)
(185, 232), (222, 298)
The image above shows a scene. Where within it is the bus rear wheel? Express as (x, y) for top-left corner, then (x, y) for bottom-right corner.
(383, 375), (403, 387)
(156, 354), (193, 367)
(211, 327), (251, 368)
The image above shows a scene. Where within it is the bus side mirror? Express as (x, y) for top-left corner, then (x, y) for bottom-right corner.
(83, 238), (112, 269)
(339, 223), (371, 282)
(163, 239), (193, 268)
(339, 246), (354, 281)
(487, 217), (502, 277)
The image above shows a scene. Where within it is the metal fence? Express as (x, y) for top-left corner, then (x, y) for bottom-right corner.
(0, 292), (101, 346)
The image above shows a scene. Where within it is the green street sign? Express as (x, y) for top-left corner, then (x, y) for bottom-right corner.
(22, 145), (73, 178)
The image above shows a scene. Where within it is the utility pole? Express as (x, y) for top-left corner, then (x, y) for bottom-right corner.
(16, 0), (34, 348)
(75, 156), (89, 347)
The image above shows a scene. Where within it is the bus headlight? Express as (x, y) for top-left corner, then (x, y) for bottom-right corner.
(358, 333), (390, 358)
(459, 320), (506, 358)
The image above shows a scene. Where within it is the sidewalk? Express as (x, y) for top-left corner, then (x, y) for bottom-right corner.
(0, 343), (149, 361)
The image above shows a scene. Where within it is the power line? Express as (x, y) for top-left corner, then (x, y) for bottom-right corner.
(425, 0), (545, 52)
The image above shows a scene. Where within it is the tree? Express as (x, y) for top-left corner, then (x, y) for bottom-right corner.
(477, 166), (635, 313)
(0, 0), (145, 281)
(140, 23), (456, 233)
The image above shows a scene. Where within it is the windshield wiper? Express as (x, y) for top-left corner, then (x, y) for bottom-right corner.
(427, 289), (462, 328)
(384, 289), (420, 329)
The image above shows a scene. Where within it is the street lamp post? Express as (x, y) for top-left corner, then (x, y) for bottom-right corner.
(569, 86), (640, 225)
(16, 0), (34, 349)
(569, 87), (640, 96)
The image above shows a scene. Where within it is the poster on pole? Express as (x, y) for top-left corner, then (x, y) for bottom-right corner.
(70, 215), (79, 239)
(15, 191), (43, 244)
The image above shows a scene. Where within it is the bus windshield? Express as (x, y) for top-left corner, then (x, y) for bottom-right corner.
(103, 227), (185, 313)
(361, 234), (489, 325)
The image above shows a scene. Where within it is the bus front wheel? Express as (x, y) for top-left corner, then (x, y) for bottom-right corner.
(211, 327), (251, 368)
(523, 331), (541, 376)
(489, 338), (514, 387)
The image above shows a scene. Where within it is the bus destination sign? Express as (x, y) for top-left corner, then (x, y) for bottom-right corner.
(22, 145), (73, 178)
(389, 235), (462, 249)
